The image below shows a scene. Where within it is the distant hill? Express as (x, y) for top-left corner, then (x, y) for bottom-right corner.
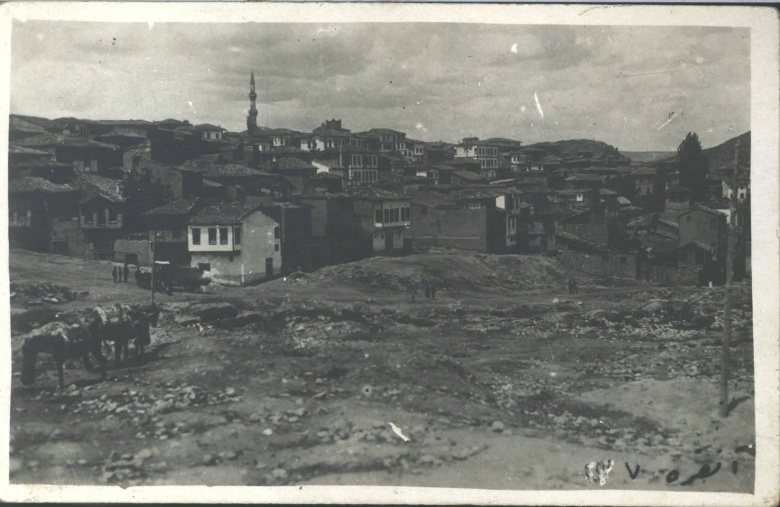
(523, 139), (631, 164)
(622, 151), (676, 163)
(647, 132), (750, 179)
(702, 131), (750, 179)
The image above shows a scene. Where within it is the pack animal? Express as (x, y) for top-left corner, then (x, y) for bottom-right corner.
(94, 304), (160, 365)
(20, 315), (108, 389)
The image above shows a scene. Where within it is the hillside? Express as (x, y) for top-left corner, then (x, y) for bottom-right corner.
(622, 151), (675, 163)
(523, 139), (631, 164)
(654, 132), (750, 178)
(703, 131), (750, 179)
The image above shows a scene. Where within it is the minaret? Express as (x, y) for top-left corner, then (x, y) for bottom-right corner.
(247, 70), (258, 134)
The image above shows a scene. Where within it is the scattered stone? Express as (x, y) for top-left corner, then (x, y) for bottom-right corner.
(262, 428), (274, 436)
(202, 454), (217, 466)
(491, 421), (505, 433)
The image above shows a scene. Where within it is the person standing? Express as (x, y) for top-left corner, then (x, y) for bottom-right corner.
(123, 263), (130, 283)
(430, 283), (437, 300)
(112, 265), (118, 283)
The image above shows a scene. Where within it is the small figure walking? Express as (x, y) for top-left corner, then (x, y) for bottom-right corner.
(571, 278), (578, 295)
(430, 283), (437, 300)
(122, 263), (130, 283)
(112, 265), (118, 283)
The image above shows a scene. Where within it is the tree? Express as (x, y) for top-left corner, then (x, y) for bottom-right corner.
(123, 168), (174, 217)
(677, 132), (710, 202)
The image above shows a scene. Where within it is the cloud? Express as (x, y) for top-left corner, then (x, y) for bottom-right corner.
(10, 21), (750, 150)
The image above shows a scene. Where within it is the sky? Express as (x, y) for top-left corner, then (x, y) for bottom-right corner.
(10, 21), (750, 151)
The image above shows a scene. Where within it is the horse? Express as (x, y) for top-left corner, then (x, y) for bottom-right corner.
(20, 314), (108, 389)
(93, 304), (160, 365)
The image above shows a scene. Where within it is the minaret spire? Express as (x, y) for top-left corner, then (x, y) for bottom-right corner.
(247, 70), (258, 134)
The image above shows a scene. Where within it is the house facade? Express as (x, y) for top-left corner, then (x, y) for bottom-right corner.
(187, 202), (281, 284)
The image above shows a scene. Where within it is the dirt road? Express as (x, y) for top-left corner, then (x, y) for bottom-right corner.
(8, 249), (755, 491)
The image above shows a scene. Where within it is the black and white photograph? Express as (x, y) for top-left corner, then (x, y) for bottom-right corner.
(1, 2), (778, 505)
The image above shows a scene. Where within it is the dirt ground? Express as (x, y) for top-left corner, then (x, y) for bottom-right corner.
(7, 249), (755, 491)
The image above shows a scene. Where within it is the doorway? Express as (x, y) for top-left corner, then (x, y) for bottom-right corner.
(265, 257), (274, 279)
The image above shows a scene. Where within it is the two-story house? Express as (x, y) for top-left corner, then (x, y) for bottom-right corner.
(350, 187), (412, 255)
(74, 174), (126, 260)
(362, 128), (407, 153)
(140, 197), (205, 266)
(187, 201), (282, 284)
(455, 137), (500, 171)
(8, 177), (78, 254)
(193, 123), (227, 141)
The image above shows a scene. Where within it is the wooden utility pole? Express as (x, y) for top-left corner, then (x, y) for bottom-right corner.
(720, 140), (739, 417)
(150, 233), (156, 306)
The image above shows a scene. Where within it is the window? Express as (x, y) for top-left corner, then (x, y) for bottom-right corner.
(234, 226), (241, 245)
(219, 227), (229, 245)
(351, 154), (363, 167)
(208, 227), (217, 245)
(274, 226), (280, 239)
(392, 208), (400, 223)
(384, 209), (391, 223)
(192, 228), (201, 245)
(375, 209), (383, 223)
(84, 211), (94, 225)
(275, 244), (280, 251)
(97, 210), (106, 226)
(401, 207), (411, 222)
(108, 209), (119, 224)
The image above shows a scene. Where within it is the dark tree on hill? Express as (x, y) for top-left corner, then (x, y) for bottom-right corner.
(677, 132), (710, 202)
(123, 168), (174, 217)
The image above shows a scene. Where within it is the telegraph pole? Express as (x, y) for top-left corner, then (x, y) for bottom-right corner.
(150, 232), (156, 306)
(720, 140), (739, 417)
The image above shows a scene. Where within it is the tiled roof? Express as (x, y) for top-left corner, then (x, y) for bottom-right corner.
(598, 188), (618, 196)
(452, 170), (485, 181)
(189, 202), (267, 225)
(629, 166), (657, 176)
(565, 174), (604, 182)
(10, 132), (63, 148)
(258, 157), (316, 172)
(11, 114), (59, 130)
(8, 177), (75, 194)
(266, 146), (307, 154)
(627, 213), (656, 229)
(300, 188), (350, 199)
(15, 159), (72, 169)
(311, 172), (343, 180)
(58, 137), (120, 150)
(143, 197), (201, 216)
(312, 128), (351, 138)
(9, 145), (50, 155)
(457, 187), (505, 200)
(431, 164), (458, 172)
(348, 186), (409, 201)
(193, 123), (225, 131)
(312, 159), (343, 170)
(74, 174), (125, 203)
(181, 156), (268, 178)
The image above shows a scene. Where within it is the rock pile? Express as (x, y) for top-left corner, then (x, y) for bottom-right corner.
(10, 282), (87, 306)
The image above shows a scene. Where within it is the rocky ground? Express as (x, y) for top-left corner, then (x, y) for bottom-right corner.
(8, 249), (755, 491)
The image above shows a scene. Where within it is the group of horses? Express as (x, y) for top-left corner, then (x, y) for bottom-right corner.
(19, 303), (161, 389)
